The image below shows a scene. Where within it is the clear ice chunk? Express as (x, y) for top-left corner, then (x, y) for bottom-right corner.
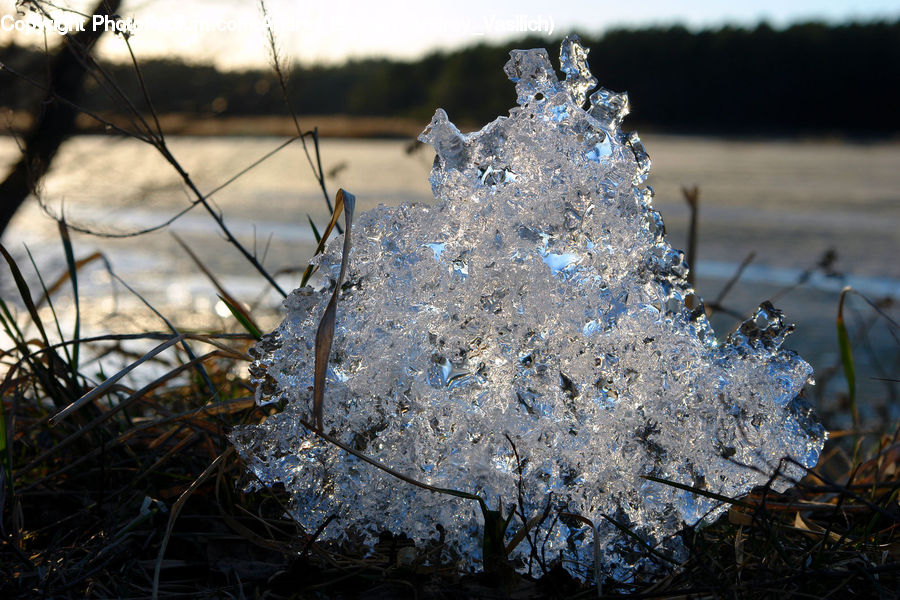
(560, 34), (597, 108)
(231, 36), (825, 580)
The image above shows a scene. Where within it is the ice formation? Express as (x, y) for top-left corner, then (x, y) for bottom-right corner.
(231, 36), (825, 580)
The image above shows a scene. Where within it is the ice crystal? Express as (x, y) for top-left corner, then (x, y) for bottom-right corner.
(231, 35), (825, 580)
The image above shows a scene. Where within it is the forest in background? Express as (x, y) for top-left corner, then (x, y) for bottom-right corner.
(1, 19), (899, 136)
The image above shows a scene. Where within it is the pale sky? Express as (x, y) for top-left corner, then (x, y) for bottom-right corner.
(1, 0), (898, 69)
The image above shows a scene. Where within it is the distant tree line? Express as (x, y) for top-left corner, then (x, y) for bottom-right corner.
(2, 20), (898, 135)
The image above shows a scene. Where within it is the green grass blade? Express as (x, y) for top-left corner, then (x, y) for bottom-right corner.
(24, 246), (73, 367)
(0, 242), (52, 349)
(307, 214), (322, 244)
(0, 245), (73, 405)
(217, 294), (262, 340)
(0, 296), (27, 349)
(172, 232), (263, 340)
(58, 221), (82, 376)
(836, 321), (856, 421)
(0, 296), (65, 409)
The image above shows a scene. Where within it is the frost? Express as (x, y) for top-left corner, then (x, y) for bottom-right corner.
(231, 35), (825, 580)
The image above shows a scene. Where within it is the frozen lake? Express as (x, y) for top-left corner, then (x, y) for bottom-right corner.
(1, 134), (898, 426)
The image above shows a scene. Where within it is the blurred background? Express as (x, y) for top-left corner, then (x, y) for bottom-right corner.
(0, 0), (898, 430)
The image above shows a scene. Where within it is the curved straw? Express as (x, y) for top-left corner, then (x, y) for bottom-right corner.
(312, 189), (356, 430)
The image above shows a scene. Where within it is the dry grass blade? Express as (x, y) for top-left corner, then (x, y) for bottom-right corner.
(16, 350), (232, 476)
(505, 509), (548, 556)
(182, 333), (253, 360)
(837, 287), (859, 432)
(559, 512), (603, 594)
(152, 447), (233, 600)
(0, 390), (11, 501)
(106, 268), (219, 403)
(297, 416), (485, 508)
(642, 474), (755, 509)
(711, 250), (756, 309)
(49, 137), (302, 240)
(301, 186), (350, 287)
(312, 189), (355, 430)
(258, 0), (336, 221)
(601, 513), (678, 565)
(34, 251), (105, 309)
(23, 247), (75, 371)
(171, 232), (261, 337)
(682, 185), (699, 291)
(48, 334), (185, 426)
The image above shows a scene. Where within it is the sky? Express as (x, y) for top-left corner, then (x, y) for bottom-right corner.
(1, 0), (898, 69)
